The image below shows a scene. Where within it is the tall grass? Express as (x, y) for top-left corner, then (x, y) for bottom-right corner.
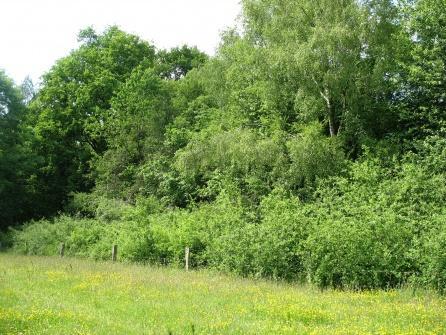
(1, 254), (445, 335)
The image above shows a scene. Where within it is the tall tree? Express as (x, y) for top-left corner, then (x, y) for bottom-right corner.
(398, 0), (446, 139)
(96, 66), (174, 201)
(28, 26), (155, 213)
(242, 0), (400, 142)
(0, 70), (38, 228)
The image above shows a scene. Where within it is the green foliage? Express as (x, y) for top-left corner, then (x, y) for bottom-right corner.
(287, 123), (345, 189)
(250, 189), (309, 280)
(4, 0), (446, 293)
(0, 230), (12, 250)
(0, 70), (41, 228)
(145, 193), (248, 269)
(26, 26), (155, 217)
(65, 192), (132, 222)
(11, 153), (446, 292)
(420, 216), (446, 293)
(398, 0), (446, 139)
(242, 0), (400, 139)
(95, 66), (173, 201)
(10, 215), (153, 262)
(175, 128), (287, 204)
(12, 217), (78, 256)
(156, 45), (208, 80)
(303, 156), (446, 289)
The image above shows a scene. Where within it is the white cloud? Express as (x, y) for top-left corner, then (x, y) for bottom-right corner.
(0, 0), (241, 84)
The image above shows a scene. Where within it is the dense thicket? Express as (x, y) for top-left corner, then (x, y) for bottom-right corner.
(2, 0), (446, 291)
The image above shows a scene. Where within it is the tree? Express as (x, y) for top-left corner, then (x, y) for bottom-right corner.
(27, 26), (155, 213)
(0, 70), (38, 228)
(156, 45), (208, 80)
(398, 0), (446, 139)
(95, 66), (174, 201)
(242, 0), (400, 142)
(94, 45), (209, 203)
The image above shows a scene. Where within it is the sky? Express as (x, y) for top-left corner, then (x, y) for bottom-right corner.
(1, 0), (241, 85)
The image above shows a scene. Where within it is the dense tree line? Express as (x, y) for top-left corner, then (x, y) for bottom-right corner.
(2, 0), (446, 290)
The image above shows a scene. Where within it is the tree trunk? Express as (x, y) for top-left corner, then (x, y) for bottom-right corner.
(328, 104), (336, 137)
(320, 88), (337, 137)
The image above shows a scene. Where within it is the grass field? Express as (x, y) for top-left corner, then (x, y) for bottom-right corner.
(0, 254), (445, 335)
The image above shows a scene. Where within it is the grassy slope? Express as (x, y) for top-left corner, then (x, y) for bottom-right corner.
(0, 254), (445, 335)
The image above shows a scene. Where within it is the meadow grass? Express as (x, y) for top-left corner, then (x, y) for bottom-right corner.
(0, 254), (445, 335)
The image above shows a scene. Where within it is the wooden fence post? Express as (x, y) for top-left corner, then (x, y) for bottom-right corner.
(59, 242), (65, 257)
(112, 244), (118, 262)
(185, 246), (190, 271)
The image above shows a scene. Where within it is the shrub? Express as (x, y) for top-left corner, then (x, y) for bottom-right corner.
(11, 216), (104, 257)
(9, 149), (446, 292)
(148, 192), (249, 270)
(66, 192), (132, 222)
(419, 214), (446, 293)
(303, 158), (446, 289)
(10, 216), (154, 262)
(249, 189), (309, 280)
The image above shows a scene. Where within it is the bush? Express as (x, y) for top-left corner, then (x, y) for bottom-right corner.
(419, 214), (446, 293)
(9, 150), (446, 292)
(148, 192), (249, 270)
(303, 158), (446, 289)
(66, 192), (132, 222)
(11, 216), (103, 257)
(249, 189), (309, 280)
(304, 217), (413, 289)
(10, 216), (154, 262)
